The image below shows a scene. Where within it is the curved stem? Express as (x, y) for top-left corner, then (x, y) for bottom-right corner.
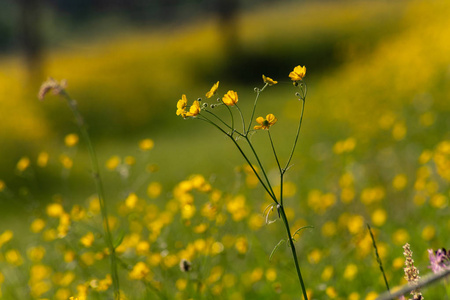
(235, 104), (246, 134)
(244, 136), (276, 201)
(247, 83), (268, 133)
(60, 91), (120, 300)
(204, 109), (233, 131)
(279, 205), (309, 300)
(196, 115), (278, 204)
(284, 97), (306, 174)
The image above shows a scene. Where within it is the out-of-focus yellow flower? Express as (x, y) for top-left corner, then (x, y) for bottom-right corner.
(365, 291), (378, 300)
(392, 174), (408, 191)
(139, 138), (154, 151)
(80, 232), (95, 247)
(248, 213), (264, 231)
(105, 155), (120, 170)
(371, 209), (387, 226)
(321, 221), (337, 237)
(186, 100), (201, 117)
(211, 241), (224, 255)
(206, 81), (219, 98)
(27, 246), (46, 262)
(192, 223), (207, 234)
(235, 237), (248, 254)
(37, 152), (49, 167)
(347, 215), (364, 234)
(262, 75), (277, 86)
(289, 65), (306, 81)
(349, 292), (360, 300)
(16, 156), (30, 172)
(421, 225), (435, 241)
(0, 230), (13, 249)
(222, 90), (238, 106)
(65, 133), (79, 147)
(392, 257), (404, 269)
(325, 286), (337, 298)
(125, 193), (138, 209)
(70, 205), (86, 221)
(430, 193), (447, 209)
(265, 268), (277, 281)
(176, 94), (188, 117)
(47, 203), (65, 218)
(307, 249), (322, 264)
(176, 278), (188, 291)
(321, 265), (334, 281)
(5, 249), (23, 266)
(343, 264), (358, 280)
(360, 187), (385, 205)
(226, 195), (249, 221)
(59, 154), (73, 169)
(80, 252), (96, 266)
(392, 229), (410, 246)
(0, 180), (5, 192)
(124, 155), (136, 165)
(392, 121), (407, 140)
(250, 268), (264, 283)
(88, 197), (101, 214)
(254, 114), (277, 130)
(147, 182), (162, 198)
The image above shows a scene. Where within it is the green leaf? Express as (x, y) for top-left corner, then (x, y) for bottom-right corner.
(292, 225), (314, 242)
(269, 239), (286, 261)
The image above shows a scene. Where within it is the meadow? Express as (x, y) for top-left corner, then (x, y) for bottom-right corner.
(0, 0), (450, 299)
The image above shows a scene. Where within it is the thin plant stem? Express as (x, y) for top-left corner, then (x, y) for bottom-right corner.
(204, 110), (234, 132)
(284, 96), (306, 173)
(279, 204), (309, 300)
(247, 83), (268, 133)
(59, 91), (120, 300)
(244, 135), (276, 200)
(268, 130), (282, 174)
(367, 224), (390, 293)
(235, 104), (246, 134)
(196, 115), (278, 203)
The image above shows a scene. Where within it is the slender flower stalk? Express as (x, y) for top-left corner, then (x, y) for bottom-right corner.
(176, 66), (310, 299)
(38, 78), (121, 300)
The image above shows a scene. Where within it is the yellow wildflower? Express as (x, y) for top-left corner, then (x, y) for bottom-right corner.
(37, 152), (49, 167)
(64, 133), (79, 147)
(16, 156), (30, 172)
(186, 100), (201, 117)
(254, 114), (277, 130)
(289, 65), (306, 81)
(206, 81), (219, 98)
(139, 138), (154, 151)
(105, 155), (120, 170)
(47, 203), (65, 218)
(262, 75), (277, 85)
(176, 94), (188, 117)
(222, 90), (238, 106)
(80, 232), (95, 247)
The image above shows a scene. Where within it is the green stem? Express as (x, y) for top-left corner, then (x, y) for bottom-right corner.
(283, 96), (306, 174)
(244, 136), (276, 201)
(247, 83), (268, 133)
(196, 115), (277, 203)
(279, 204), (308, 300)
(235, 104), (246, 134)
(60, 91), (120, 300)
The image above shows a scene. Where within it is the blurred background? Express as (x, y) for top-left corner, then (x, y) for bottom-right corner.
(1, 0), (450, 207)
(1, 0), (450, 297)
(1, 0), (450, 211)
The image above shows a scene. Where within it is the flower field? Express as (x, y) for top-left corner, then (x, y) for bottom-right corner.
(0, 0), (450, 299)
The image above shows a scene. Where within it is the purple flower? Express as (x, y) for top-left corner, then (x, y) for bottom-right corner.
(428, 248), (450, 273)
